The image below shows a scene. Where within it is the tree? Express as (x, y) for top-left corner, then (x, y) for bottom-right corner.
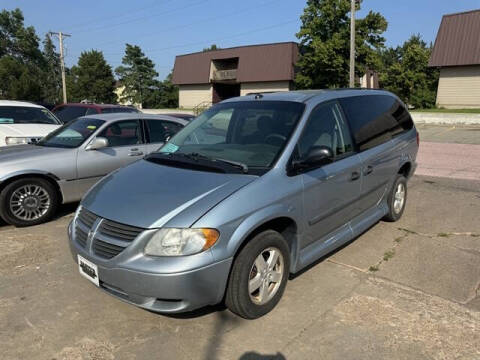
(143, 72), (179, 109)
(295, 0), (387, 89)
(41, 34), (62, 104)
(203, 44), (220, 52)
(68, 50), (116, 103)
(380, 35), (439, 108)
(115, 44), (158, 107)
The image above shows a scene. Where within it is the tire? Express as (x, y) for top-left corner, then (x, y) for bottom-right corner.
(225, 230), (290, 319)
(383, 174), (407, 222)
(0, 177), (59, 227)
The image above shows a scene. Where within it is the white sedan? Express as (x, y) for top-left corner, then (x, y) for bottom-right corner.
(0, 100), (62, 146)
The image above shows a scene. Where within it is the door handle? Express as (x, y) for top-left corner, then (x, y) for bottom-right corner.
(364, 165), (374, 176)
(351, 171), (360, 181)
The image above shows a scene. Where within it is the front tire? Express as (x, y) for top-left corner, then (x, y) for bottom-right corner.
(383, 174), (407, 222)
(0, 177), (59, 227)
(225, 230), (290, 319)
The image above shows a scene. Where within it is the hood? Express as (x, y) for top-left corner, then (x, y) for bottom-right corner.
(0, 124), (60, 138)
(0, 144), (71, 172)
(81, 159), (258, 229)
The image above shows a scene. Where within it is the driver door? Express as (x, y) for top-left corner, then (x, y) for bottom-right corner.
(298, 101), (363, 249)
(75, 119), (147, 194)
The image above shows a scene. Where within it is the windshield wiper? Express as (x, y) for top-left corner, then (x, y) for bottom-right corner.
(180, 153), (249, 174)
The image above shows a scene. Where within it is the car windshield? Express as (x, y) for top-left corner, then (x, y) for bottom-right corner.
(36, 118), (105, 148)
(151, 101), (305, 174)
(53, 106), (89, 123)
(0, 106), (60, 125)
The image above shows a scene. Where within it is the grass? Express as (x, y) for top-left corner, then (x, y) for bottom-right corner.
(394, 237), (404, 243)
(398, 227), (417, 235)
(369, 265), (379, 272)
(383, 249), (396, 261)
(411, 108), (480, 114)
(437, 233), (450, 238)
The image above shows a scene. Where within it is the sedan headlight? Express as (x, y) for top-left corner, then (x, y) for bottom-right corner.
(5, 136), (31, 145)
(144, 228), (219, 256)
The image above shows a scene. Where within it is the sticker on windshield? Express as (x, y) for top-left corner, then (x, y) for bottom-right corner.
(159, 143), (179, 153)
(0, 118), (14, 124)
(87, 125), (97, 130)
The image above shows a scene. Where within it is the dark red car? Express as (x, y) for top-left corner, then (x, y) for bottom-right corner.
(52, 103), (140, 123)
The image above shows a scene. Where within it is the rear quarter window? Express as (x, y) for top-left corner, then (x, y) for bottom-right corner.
(339, 95), (414, 152)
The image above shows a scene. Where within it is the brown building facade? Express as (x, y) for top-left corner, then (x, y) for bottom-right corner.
(172, 42), (298, 109)
(429, 9), (480, 108)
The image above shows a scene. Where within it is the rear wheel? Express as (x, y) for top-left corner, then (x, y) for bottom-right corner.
(384, 174), (407, 222)
(0, 177), (58, 227)
(225, 230), (290, 319)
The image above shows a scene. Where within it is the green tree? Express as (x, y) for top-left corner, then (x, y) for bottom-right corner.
(380, 35), (439, 108)
(0, 8), (45, 101)
(203, 44), (220, 52)
(295, 0), (387, 89)
(68, 50), (116, 103)
(41, 34), (62, 104)
(143, 72), (179, 109)
(115, 44), (158, 107)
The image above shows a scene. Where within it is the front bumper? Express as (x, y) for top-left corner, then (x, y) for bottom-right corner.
(68, 221), (232, 313)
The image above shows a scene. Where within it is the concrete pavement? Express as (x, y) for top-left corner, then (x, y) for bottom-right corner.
(1, 175), (479, 360)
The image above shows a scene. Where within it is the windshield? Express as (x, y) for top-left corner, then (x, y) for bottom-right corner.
(154, 101), (305, 174)
(0, 106), (60, 125)
(53, 105), (89, 123)
(36, 118), (105, 148)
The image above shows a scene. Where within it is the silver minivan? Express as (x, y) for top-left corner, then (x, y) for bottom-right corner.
(68, 90), (418, 319)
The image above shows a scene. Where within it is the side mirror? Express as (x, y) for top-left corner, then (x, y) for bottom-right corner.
(290, 146), (334, 174)
(304, 146), (334, 166)
(86, 137), (108, 151)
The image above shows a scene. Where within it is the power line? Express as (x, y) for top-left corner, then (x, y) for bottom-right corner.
(72, 0), (210, 34)
(85, 0), (279, 50)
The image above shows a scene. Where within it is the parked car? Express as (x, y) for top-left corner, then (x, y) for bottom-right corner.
(160, 113), (196, 121)
(68, 90), (418, 319)
(52, 103), (140, 123)
(0, 100), (62, 146)
(0, 113), (187, 227)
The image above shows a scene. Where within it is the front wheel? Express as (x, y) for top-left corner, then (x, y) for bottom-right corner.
(225, 230), (290, 319)
(0, 177), (59, 227)
(383, 174), (407, 222)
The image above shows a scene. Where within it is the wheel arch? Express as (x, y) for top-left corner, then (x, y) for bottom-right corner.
(0, 171), (63, 203)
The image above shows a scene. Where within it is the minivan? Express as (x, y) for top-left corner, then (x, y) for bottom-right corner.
(68, 90), (418, 319)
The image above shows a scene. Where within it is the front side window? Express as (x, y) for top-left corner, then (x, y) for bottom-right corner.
(146, 120), (183, 144)
(53, 106), (88, 123)
(98, 120), (143, 147)
(154, 101), (305, 173)
(0, 106), (60, 125)
(297, 102), (354, 161)
(36, 118), (105, 148)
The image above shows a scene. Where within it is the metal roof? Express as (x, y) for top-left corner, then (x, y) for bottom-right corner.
(172, 42), (298, 85)
(429, 9), (480, 67)
(78, 113), (189, 126)
(0, 100), (44, 108)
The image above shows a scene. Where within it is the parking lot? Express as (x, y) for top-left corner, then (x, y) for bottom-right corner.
(1, 124), (479, 360)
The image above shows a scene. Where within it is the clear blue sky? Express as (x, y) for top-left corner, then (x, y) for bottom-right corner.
(3, 0), (480, 80)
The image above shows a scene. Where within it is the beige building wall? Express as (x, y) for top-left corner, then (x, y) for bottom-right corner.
(179, 84), (213, 109)
(436, 66), (480, 108)
(240, 81), (291, 96)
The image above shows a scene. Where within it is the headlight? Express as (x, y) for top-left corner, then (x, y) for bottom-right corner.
(144, 228), (219, 256)
(5, 137), (31, 145)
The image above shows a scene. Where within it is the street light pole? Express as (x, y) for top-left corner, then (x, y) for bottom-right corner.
(349, 0), (356, 88)
(49, 31), (71, 104)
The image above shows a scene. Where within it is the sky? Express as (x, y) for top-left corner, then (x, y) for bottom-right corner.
(2, 0), (480, 80)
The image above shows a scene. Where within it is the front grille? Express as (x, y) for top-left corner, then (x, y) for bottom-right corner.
(98, 220), (143, 241)
(74, 207), (145, 260)
(77, 208), (98, 228)
(76, 227), (88, 248)
(93, 239), (127, 259)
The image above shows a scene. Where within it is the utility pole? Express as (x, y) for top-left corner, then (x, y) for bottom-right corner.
(49, 32), (71, 104)
(349, 0), (356, 88)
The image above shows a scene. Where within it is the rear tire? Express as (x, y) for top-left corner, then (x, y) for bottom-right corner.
(0, 177), (59, 227)
(383, 174), (407, 222)
(225, 230), (290, 319)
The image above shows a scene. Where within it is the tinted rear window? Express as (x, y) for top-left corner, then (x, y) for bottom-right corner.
(339, 95), (414, 151)
(53, 106), (88, 123)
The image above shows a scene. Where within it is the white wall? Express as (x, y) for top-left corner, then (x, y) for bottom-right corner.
(240, 81), (291, 96)
(178, 84), (213, 109)
(437, 66), (480, 108)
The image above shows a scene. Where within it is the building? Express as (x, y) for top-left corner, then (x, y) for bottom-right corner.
(172, 42), (298, 109)
(429, 9), (480, 108)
